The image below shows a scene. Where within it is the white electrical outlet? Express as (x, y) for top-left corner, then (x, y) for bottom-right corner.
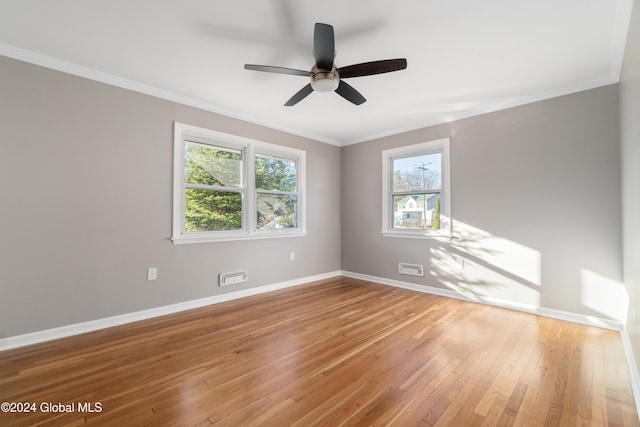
(147, 267), (157, 281)
(290, 251), (295, 261)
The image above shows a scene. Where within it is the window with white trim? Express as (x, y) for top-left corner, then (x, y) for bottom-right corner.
(173, 122), (306, 243)
(382, 138), (451, 238)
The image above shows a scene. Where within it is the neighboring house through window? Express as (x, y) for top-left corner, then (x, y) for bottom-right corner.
(382, 138), (451, 238)
(172, 122), (306, 243)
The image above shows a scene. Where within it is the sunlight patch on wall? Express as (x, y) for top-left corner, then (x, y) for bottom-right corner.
(430, 220), (542, 307)
(452, 221), (542, 286)
(580, 269), (629, 322)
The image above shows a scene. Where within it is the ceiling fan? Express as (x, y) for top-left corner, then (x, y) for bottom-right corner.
(244, 23), (407, 106)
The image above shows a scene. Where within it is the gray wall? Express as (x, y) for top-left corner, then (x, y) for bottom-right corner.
(0, 52), (627, 340)
(621, 0), (640, 371)
(342, 85), (623, 319)
(0, 56), (342, 338)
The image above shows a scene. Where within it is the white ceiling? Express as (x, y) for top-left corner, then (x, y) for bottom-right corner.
(0, 0), (633, 146)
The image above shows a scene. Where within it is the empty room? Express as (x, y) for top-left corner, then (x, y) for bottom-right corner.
(1, 0), (640, 425)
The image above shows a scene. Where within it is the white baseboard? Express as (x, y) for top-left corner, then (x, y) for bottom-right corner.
(621, 326), (640, 419)
(341, 270), (625, 331)
(0, 271), (342, 352)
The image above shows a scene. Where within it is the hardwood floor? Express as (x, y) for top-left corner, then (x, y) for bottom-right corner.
(0, 276), (638, 426)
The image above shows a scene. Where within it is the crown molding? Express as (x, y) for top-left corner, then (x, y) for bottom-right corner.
(0, 44), (343, 147)
(341, 75), (619, 146)
(0, 35), (626, 149)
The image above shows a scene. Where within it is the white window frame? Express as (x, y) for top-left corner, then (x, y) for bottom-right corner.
(381, 138), (452, 239)
(172, 122), (306, 244)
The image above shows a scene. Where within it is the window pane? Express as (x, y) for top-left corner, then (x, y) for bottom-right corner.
(256, 193), (297, 229)
(392, 152), (441, 192)
(184, 141), (242, 187)
(392, 193), (441, 230)
(255, 154), (296, 192)
(185, 188), (242, 232)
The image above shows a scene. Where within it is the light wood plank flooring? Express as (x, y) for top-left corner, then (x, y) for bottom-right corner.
(1, 276), (638, 426)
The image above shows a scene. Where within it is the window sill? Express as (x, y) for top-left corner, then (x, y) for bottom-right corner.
(172, 230), (308, 245)
(381, 230), (452, 240)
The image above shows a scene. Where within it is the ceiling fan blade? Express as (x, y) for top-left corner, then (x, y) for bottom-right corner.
(338, 59), (407, 78)
(335, 81), (366, 105)
(244, 64), (311, 77)
(285, 84), (314, 106)
(314, 23), (335, 70)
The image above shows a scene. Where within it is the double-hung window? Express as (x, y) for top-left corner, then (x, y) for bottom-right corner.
(183, 140), (244, 233)
(173, 122), (306, 243)
(255, 153), (299, 230)
(381, 138), (451, 238)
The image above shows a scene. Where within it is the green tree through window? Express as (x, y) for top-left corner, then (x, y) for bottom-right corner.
(184, 142), (243, 232)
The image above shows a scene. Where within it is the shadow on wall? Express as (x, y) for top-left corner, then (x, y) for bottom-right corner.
(426, 219), (628, 324)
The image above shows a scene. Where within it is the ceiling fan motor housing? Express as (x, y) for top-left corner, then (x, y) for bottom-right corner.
(311, 65), (339, 92)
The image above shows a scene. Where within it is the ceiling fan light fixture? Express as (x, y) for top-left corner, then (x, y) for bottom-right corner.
(311, 67), (339, 92)
(244, 23), (407, 106)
